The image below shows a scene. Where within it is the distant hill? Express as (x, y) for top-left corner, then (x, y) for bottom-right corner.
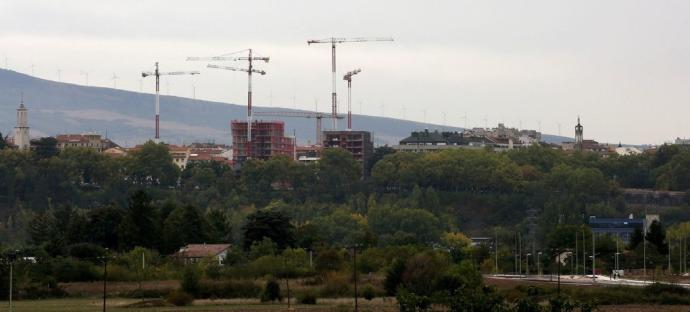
(0, 69), (570, 146)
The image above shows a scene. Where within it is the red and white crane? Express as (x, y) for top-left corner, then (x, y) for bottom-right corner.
(187, 49), (269, 152)
(307, 37), (393, 130)
(343, 68), (361, 131)
(253, 110), (343, 145)
(141, 62), (200, 142)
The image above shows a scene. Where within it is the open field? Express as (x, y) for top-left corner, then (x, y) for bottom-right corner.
(2, 298), (399, 312)
(5, 298), (690, 312)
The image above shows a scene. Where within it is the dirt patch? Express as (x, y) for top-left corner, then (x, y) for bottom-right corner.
(60, 280), (179, 296)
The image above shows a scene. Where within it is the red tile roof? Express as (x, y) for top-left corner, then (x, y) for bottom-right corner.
(176, 244), (231, 258)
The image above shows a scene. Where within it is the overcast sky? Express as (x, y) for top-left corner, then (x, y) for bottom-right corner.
(1, 0), (689, 144)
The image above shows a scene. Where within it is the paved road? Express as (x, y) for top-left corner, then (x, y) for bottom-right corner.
(486, 274), (690, 288)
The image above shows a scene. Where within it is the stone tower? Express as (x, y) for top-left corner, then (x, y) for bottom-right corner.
(14, 99), (30, 151)
(575, 116), (583, 152)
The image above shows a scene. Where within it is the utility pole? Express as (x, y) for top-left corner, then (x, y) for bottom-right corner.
(307, 37), (393, 130)
(352, 245), (360, 312)
(575, 233), (579, 275)
(8, 250), (17, 312)
(343, 68), (361, 131)
(495, 228), (499, 275)
(642, 207), (647, 284)
(142, 62), (199, 143)
(188, 50), (269, 160)
(592, 231), (597, 282)
(537, 252), (542, 276)
(102, 248), (109, 312)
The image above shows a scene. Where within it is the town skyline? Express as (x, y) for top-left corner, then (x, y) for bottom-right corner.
(1, 1), (690, 145)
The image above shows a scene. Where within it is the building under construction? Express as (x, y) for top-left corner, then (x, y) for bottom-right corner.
(322, 130), (373, 164)
(231, 120), (295, 162)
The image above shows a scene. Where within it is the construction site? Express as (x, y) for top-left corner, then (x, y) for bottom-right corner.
(183, 38), (393, 166)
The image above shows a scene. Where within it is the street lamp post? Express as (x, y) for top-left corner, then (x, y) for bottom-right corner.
(102, 248), (109, 312)
(526, 253), (531, 277)
(538, 252), (542, 276)
(8, 250), (18, 312)
(348, 244), (362, 312)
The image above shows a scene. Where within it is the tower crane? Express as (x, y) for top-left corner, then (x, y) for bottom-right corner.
(307, 37), (393, 130)
(253, 110), (343, 145)
(187, 49), (269, 159)
(142, 62), (200, 143)
(343, 69), (361, 131)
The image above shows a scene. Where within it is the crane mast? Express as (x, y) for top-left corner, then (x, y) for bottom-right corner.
(141, 62), (199, 142)
(187, 50), (269, 160)
(343, 69), (361, 131)
(307, 37), (392, 130)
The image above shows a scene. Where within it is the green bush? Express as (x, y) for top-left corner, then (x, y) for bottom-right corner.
(362, 284), (375, 300)
(166, 290), (193, 306)
(261, 279), (282, 302)
(181, 267), (201, 297)
(297, 290), (317, 304)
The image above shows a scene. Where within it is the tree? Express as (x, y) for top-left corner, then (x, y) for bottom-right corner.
(162, 205), (208, 253)
(119, 190), (159, 250)
(32, 137), (59, 159)
(125, 141), (179, 186)
(317, 148), (361, 201)
(369, 205), (442, 245)
(0, 132), (6, 150)
(365, 145), (395, 176)
(242, 210), (295, 250)
(88, 206), (124, 250)
(646, 220), (668, 254)
(384, 258), (406, 295)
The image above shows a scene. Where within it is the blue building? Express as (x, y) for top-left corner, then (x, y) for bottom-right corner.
(588, 216), (644, 243)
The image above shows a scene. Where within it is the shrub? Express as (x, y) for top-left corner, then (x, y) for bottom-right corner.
(319, 272), (351, 298)
(205, 263), (223, 280)
(362, 284), (375, 300)
(261, 279), (282, 302)
(166, 290), (193, 306)
(181, 267), (201, 297)
(384, 258), (406, 296)
(297, 290), (317, 304)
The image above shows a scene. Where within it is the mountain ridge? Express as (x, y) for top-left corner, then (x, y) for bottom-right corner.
(0, 69), (570, 146)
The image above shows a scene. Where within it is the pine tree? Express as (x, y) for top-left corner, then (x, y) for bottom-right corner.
(119, 190), (159, 250)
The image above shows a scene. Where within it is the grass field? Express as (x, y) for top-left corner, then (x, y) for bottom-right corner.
(3, 297), (399, 312)
(5, 298), (690, 312)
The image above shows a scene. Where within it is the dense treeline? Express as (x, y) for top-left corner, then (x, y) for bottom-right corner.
(2, 141), (690, 306)
(2, 142), (690, 249)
